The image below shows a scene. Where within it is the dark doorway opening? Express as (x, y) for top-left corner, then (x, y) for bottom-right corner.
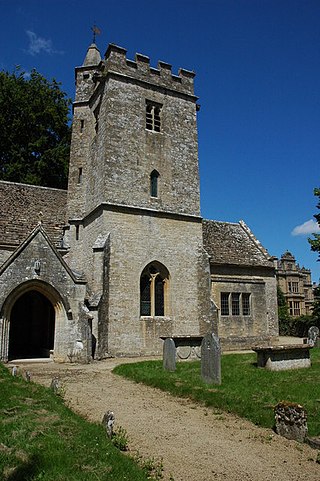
(8, 290), (55, 360)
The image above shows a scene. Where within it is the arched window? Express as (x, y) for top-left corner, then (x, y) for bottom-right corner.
(150, 170), (159, 198)
(140, 262), (169, 317)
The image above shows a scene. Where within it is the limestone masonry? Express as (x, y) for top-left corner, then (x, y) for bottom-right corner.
(0, 41), (279, 362)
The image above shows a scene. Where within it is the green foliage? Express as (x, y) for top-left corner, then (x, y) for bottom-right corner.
(111, 426), (129, 451)
(132, 453), (164, 481)
(312, 284), (320, 322)
(278, 282), (320, 335)
(277, 285), (290, 328)
(309, 187), (320, 258)
(279, 314), (318, 337)
(0, 363), (149, 481)
(114, 350), (320, 436)
(0, 67), (71, 189)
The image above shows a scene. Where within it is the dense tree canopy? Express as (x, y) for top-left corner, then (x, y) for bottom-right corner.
(0, 68), (71, 189)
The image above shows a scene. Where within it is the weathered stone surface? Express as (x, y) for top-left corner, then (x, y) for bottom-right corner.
(50, 377), (61, 395)
(0, 226), (87, 363)
(0, 40), (279, 363)
(102, 410), (115, 438)
(0, 181), (67, 254)
(163, 338), (176, 371)
(274, 402), (308, 443)
(203, 219), (278, 350)
(308, 326), (319, 346)
(64, 41), (214, 357)
(201, 333), (221, 384)
(254, 345), (312, 371)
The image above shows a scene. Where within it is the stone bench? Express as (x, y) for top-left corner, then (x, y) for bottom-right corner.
(253, 344), (312, 371)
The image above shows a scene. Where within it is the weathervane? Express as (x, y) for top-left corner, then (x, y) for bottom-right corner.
(91, 24), (101, 43)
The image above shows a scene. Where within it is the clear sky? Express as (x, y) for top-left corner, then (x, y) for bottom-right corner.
(1, 0), (320, 281)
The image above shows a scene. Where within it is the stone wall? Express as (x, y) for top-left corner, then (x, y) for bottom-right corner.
(67, 44), (200, 224)
(0, 228), (87, 362)
(210, 264), (278, 349)
(0, 180), (67, 250)
(67, 206), (211, 356)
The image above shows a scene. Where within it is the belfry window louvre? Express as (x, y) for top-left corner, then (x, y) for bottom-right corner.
(146, 101), (162, 132)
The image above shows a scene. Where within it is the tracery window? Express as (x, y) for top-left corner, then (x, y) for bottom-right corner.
(140, 262), (169, 316)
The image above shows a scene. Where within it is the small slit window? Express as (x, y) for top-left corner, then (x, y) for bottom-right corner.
(78, 167), (83, 184)
(150, 170), (159, 197)
(146, 100), (162, 132)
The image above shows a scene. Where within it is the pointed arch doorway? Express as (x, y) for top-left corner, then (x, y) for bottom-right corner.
(8, 290), (55, 361)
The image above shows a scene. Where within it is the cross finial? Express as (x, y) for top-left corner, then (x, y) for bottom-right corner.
(91, 24), (101, 44)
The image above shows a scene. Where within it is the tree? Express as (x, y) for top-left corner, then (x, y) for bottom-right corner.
(277, 285), (290, 322)
(0, 67), (71, 189)
(277, 285), (292, 335)
(311, 284), (320, 322)
(308, 188), (320, 257)
(308, 188), (320, 323)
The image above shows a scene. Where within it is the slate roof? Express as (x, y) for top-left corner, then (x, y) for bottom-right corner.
(202, 219), (274, 268)
(0, 181), (67, 248)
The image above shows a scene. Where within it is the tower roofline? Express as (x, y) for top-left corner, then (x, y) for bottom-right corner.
(101, 43), (196, 96)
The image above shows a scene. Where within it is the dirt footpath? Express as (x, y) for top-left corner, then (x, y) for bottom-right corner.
(12, 358), (320, 481)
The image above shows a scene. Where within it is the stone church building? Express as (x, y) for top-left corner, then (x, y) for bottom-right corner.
(0, 42), (279, 362)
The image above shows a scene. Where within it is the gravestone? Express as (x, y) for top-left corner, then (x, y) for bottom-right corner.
(274, 402), (308, 442)
(50, 377), (61, 395)
(11, 366), (17, 376)
(201, 333), (221, 384)
(308, 326), (319, 347)
(102, 410), (115, 438)
(163, 338), (176, 371)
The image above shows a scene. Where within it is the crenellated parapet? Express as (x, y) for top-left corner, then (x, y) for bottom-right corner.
(102, 43), (196, 96)
(74, 42), (196, 104)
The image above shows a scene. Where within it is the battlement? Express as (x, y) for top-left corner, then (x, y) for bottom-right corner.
(102, 43), (196, 96)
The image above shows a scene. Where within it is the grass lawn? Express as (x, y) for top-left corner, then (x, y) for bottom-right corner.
(114, 348), (320, 437)
(0, 363), (150, 481)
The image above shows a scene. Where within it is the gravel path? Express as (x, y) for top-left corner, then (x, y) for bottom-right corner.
(13, 357), (320, 481)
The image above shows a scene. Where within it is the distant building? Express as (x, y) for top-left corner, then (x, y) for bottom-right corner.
(276, 251), (314, 316)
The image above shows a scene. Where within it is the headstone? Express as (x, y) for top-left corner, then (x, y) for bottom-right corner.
(163, 338), (176, 371)
(201, 333), (221, 384)
(274, 402), (308, 442)
(11, 366), (17, 376)
(102, 410), (115, 438)
(307, 326), (319, 347)
(50, 377), (61, 394)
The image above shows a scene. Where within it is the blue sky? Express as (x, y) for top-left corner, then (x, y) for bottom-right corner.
(1, 0), (320, 281)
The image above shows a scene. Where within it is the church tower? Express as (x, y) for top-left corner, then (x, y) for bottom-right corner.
(65, 42), (213, 357)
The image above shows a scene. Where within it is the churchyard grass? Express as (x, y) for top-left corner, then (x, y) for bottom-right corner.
(0, 364), (149, 481)
(114, 348), (320, 437)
